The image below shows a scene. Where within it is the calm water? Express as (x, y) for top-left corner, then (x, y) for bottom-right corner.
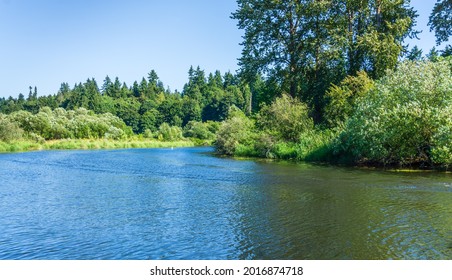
(0, 147), (451, 260)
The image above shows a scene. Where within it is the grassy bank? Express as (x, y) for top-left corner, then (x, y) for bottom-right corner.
(0, 138), (195, 153)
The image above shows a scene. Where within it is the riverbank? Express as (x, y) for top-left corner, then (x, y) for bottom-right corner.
(0, 139), (195, 153)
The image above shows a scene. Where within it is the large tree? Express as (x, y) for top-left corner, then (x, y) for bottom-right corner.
(232, 0), (417, 119)
(232, 0), (312, 98)
(429, 0), (451, 45)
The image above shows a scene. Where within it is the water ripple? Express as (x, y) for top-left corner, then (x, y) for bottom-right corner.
(0, 147), (451, 259)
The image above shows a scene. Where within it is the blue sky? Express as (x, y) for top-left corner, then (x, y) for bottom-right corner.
(0, 0), (445, 98)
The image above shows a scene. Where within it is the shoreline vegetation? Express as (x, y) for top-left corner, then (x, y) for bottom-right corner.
(1, 1), (451, 170)
(214, 59), (452, 172)
(0, 139), (196, 153)
(1, 58), (451, 171)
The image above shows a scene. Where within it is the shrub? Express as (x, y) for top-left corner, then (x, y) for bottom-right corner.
(215, 107), (255, 155)
(257, 94), (313, 142)
(158, 123), (183, 141)
(3, 107), (130, 141)
(104, 126), (126, 140)
(143, 129), (154, 139)
(340, 58), (452, 167)
(0, 114), (23, 142)
(183, 121), (216, 140)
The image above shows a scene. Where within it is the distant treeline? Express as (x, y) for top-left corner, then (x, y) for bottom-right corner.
(0, 67), (252, 135)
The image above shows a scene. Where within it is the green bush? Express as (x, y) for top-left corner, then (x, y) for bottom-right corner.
(0, 114), (24, 142)
(157, 123), (183, 141)
(257, 129), (337, 161)
(339, 58), (452, 167)
(183, 121), (215, 140)
(257, 94), (313, 142)
(104, 126), (126, 140)
(215, 107), (255, 155)
(2, 107), (131, 141)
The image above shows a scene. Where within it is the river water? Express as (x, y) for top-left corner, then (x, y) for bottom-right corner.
(0, 147), (451, 259)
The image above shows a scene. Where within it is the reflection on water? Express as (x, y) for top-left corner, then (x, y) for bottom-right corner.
(0, 147), (451, 259)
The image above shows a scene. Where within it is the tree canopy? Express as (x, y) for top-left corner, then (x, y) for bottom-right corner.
(232, 0), (417, 120)
(429, 0), (451, 45)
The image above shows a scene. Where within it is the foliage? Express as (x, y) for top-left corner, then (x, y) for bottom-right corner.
(232, 0), (417, 118)
(324, 71), (375, 127)
(257, 94), (313, 142)
(0, 114), (24, 142)
(157, 123), (183, 141)
(271, 129), (337, 162)
(428, 0), (451, 45)
(183, 121), (218, 141)
(215, 107), (256, 155)
(1, 67), (251, 137)
(339, 58), (452, 167)
(1, 107), (130, 141)
(406, 45), (423, 61)
(0, 139), (194, 153)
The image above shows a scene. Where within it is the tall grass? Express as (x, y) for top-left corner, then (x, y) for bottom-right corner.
(0, 139), (195, 153)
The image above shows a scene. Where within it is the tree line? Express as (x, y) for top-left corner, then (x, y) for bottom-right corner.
(1, 0), (451, 169)
(0, 67), (253, 140)
(215, 0), (451, 169)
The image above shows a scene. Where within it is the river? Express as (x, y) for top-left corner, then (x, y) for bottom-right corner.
(0, 147), (451, 259)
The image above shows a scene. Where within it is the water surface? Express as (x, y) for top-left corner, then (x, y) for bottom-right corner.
(0, 147), (451, 259)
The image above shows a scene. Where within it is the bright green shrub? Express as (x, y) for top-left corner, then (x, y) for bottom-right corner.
(183, 121), (216, 140)
(158, 123), (183, 141)
(8, 110), (33, 132)
(257, 94), (313, 142)
(104, 126), (126, 140)
(340, 58), (452, 167)
(215, 107), (255, 155)
(3, 107), (130, 141)
(0, 114), (24, 142)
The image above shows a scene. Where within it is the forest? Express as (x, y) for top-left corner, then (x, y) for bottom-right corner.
(0, 0), (451, 169)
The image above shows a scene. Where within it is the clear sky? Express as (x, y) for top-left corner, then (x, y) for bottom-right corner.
(0, 0), (445, 98)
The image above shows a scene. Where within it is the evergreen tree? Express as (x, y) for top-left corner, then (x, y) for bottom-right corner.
(406, 45), (423, 61)
(429, 0), (451, 45)
(102, 76), (113, 96)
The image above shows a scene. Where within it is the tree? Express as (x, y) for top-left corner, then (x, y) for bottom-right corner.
(102, 76), (112, 95)
(139, 108), (160, 133)
(406, 45), (423, 61)
(427, 47), (440, 62)
(181, 96), (202, 126)
(324, 71), (375, 127)
(232, 0), (309, 98)
(429, 0), (451, 45)
(232, 0), (417, 119)
(84, 78), (101, 112)
(332, 0), (418, 79)
(148, 70), (159, 85)
(183, 66), (207, 104)
(441, 44), (452, 57)
(132, 81), (140, 98)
